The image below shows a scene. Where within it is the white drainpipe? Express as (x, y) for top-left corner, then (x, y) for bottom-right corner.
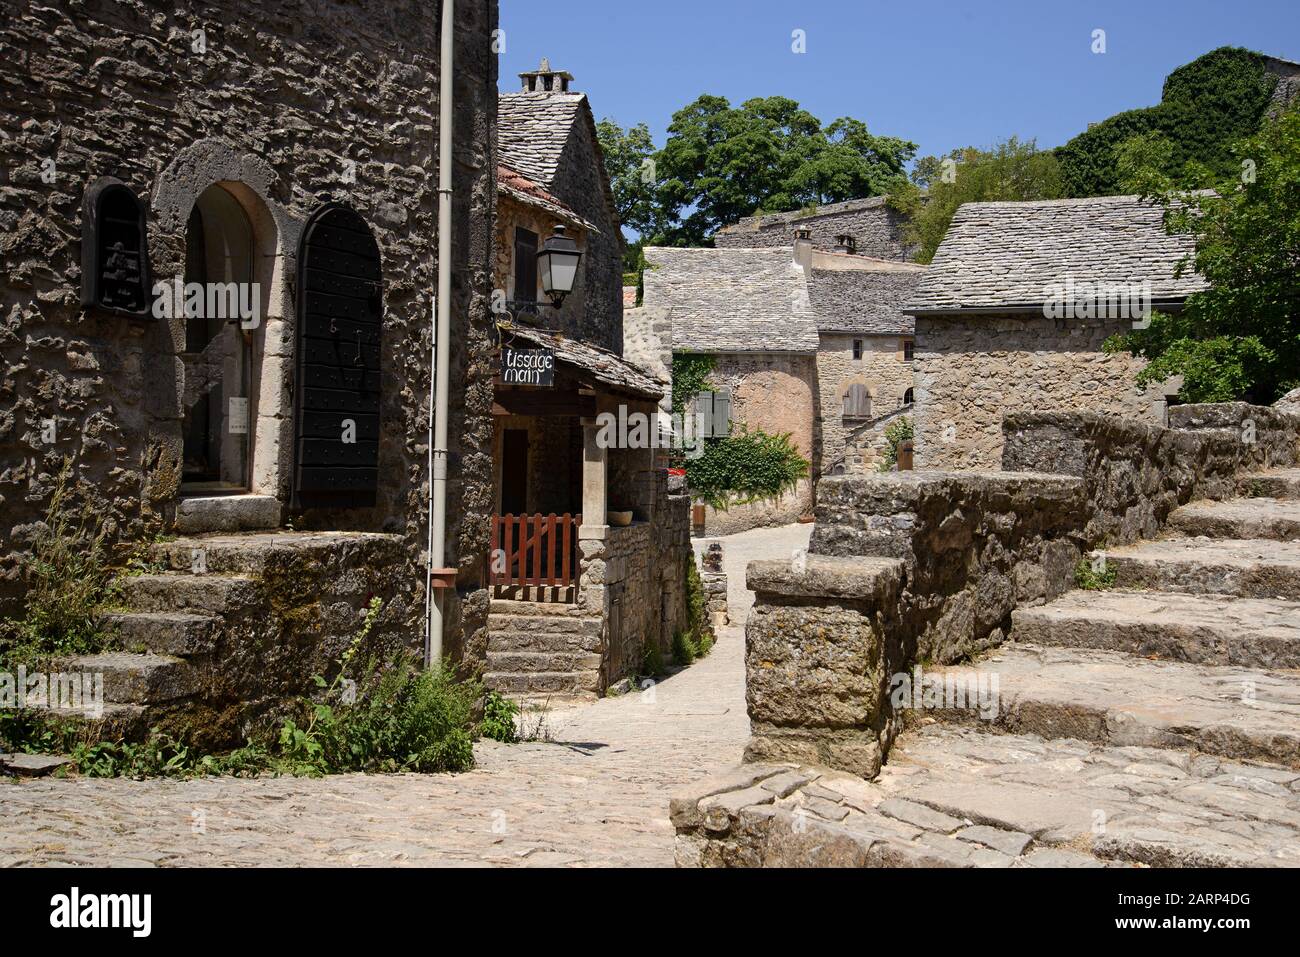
(427, 0), (456, 669)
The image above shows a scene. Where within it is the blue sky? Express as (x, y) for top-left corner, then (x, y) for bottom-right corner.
(498, 0), (1300, 160)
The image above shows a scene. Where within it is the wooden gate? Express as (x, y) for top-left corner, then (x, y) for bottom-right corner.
(293, 203), (382, 508)
(490, 513), (582, 590)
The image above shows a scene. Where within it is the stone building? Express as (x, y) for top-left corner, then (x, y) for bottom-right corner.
(715, 195), (913, 261)
(906, 194), (1206, 470)
(0, 0), (499, 741)
(485, 62), (690, 700)
(627, 231), (922, 536)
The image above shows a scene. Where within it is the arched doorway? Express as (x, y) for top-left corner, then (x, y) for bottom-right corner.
(180, 184), (256, 493)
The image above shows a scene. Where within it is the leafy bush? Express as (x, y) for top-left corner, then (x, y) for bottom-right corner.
(671, 630), (697, 666)
(480, 691), (520, 744)
(686, 427), (810, 510)
(671, 352), (717, 416)
(1075, 557), (1118, 591)
(1, 464), (115, 665)
(684, 556), (713, 658)
(641, 640), (664, 677)
(877, 417), (914, 473)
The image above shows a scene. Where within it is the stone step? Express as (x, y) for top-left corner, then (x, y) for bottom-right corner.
(487, 627), (602, 655)
(151, 530), (403, 575)
(486, 651), (603, 674)
(489, 599), (587, 618)
(1240, 469), (1300, 500)
(19, 702), (150, 742)
(1167, 497), (1300, 541)
(673, 727), (1300, 868)
(174, 494), (281, 534)
(487, 612), (600, 636)
(483, 670), (601, 697)
(102, 610), (219, 658)
(1104, 538), (1300, 600)
(928, 644), (1300, 767)
(115, 573), (258, 614)
(1011, 590), (1300, 668)
(48, 652), (200, 705)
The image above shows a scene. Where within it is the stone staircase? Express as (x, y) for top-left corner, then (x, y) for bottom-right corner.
(674, 469), (1300, 867)
(38, 530), (405, 745)
(485, 600), (604, 703)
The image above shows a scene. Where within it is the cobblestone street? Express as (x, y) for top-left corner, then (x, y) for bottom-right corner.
(0, 524), (809, 868)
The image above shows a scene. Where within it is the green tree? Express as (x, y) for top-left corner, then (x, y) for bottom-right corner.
(653, 95), (915, 246)
(595, 117), (661, 238)
(888, 137), (1064, 263)
(1105, 100), (1300, 404)
(1057, 47), (1280, 197)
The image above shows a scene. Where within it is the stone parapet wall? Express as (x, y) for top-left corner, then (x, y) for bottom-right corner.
(811, 471), (1087, 664)
(745, 556), (905, 779)
(1002, 403), (1300, 547)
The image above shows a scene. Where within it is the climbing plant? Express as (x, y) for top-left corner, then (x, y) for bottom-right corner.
(671, 352), (717, 415)
(686, 427), (810, 510)
(876, 417), (914, 473)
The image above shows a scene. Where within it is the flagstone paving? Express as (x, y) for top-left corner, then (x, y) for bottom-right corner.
(0, 523), (810, 868)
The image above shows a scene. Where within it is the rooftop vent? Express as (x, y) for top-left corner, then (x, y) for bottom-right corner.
(834, 234), (857, 254)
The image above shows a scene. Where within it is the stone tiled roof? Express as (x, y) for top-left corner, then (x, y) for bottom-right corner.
(909, 194), (1206, 313)
(497, 164), (599, 233)
(642, 247), (820, 353)
(809, 267), (920, 336)
(498, 91), (586, 187)
(505, 326), (664, 400)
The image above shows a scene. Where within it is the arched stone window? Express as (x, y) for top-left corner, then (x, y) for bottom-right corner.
(81, 177), (151, 316)
(904, 387), (915, 405)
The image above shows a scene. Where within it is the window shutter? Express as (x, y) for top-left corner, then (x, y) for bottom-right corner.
(691, 391), (714, 439)
(711, 388), (732, 437)
(843, 384), (870, 418)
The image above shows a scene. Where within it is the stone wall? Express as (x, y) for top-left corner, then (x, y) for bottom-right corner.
(815, 332), (912, 475)
(0, 1), (499, 666)
(621, 303), (673, 414)
(739, 401), (1300, 781)
(577, 474), (690, 685)
(715, 196), (912, 261)
(811, 471), (1088, 665)
(913, 312), (1159, 471)
(1002, 403), (1300, 547)
(698, 480), (812, 537)
(699, 542), (728, 627)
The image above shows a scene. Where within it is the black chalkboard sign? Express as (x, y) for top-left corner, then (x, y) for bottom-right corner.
(501, 346), (555, 387)
(81, 177), (151, 317)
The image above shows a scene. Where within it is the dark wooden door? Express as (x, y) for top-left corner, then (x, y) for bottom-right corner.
(501, 429), (529, 515)
(293, 203), (382, 508)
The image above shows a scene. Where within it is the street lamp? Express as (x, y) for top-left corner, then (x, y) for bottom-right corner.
(537, 225), (582, 308)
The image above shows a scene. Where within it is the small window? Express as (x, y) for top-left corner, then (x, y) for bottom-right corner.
(903, 339), (915, 362)
(81, 178), (152, 316)
(852, 339), (863, 360)
(514, 227), (538, 304)
(904, 388), (914, 405)
(691, 388), (732, 438)
(842, 384), (871, 419)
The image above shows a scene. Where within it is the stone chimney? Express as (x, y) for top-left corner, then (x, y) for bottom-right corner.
(519, 58), (575, 93)
(834, 233), (857, 255)
(793, 229), (813, 273)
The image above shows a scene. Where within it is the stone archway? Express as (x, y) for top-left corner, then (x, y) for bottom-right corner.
(153, 142), (297, 528)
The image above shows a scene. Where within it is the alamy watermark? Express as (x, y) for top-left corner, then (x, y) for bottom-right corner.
(2, 666), (104, 718)
(594, 405), (708, 459)
(1042, 274), (1151, 324)
(150, 277), (261, 329)
(890, 665), (1000, 721)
